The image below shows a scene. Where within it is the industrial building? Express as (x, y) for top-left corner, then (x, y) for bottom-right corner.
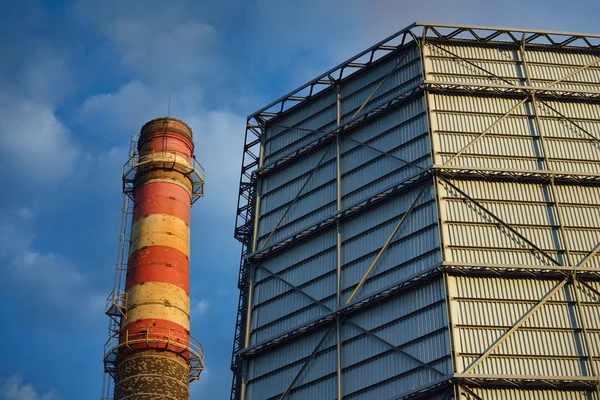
(102, 118), (205, 399)
(231, 23), (600, 399)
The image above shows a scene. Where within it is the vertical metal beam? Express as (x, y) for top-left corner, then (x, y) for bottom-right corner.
(335, 82), (343, 400)
(519, 35), (572, 267)
(573, 278), (599, 381)
(240, 129), (266, 400)
(422, 34), (459, 386)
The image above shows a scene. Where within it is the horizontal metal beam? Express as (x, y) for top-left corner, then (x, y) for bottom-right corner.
(435, 165), (600, 183)
(236, 266), (441, 358)
(423, 80), (600, 102)
(248, 171), (431, 261)
(455, 373), (600, 386)
(248, 22), (600, 123)
(256, 86), (423, 177)
(443, 262), (600, 277)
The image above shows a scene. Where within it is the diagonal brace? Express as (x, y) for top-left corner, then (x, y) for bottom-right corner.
(346, 184), (428, 304)
(259, 264), (448, 378)
(427, 42), (516, 87)
(352, 50), (413, 119)
(443, 98), (529, 166)
(261, 142), (334, 249)
(344, 317), (447, 377)
(278, 326), (334, 400)
(577, 241), (600, 270)
(463, 278), (568, 374)
(344, 136), (427, 173)
(536, 100), (600, 145)
(544, 56), (600, 90)
(440, 178), (562, 267)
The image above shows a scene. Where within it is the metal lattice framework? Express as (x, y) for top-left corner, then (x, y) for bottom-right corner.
(232, 22), (600, 400)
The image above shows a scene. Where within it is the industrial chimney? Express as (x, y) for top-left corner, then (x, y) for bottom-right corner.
(102, 118), (204, 400)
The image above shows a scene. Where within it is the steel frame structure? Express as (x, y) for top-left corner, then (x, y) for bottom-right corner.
(232, 23), (600, 399)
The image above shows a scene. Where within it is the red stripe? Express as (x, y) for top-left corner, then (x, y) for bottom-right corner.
(126, 246), (190, 293)
(119, 319), (191, 359)
(138, 134), (193, 160)
(132, 182), (191, 223)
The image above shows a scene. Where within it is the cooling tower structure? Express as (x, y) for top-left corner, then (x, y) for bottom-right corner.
(102, 118), (205, 400)
(231, 23), (600, 399)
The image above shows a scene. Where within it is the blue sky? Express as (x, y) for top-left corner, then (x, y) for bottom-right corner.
(0, 1), (598, 399)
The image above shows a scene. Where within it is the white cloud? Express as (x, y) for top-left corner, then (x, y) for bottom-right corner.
(0, 375), (58, 400)
(192, 299), (210, 316)
(72, 0), (220, 85)
(20, 46), (72, 107)
(0, 96), (80, 184)
(185, 110), (245, 215)
(77, 80), (168, 139)
(16, 208), (36, 221)
(0, 219), (104, 321)
(0, 222), (33, 260)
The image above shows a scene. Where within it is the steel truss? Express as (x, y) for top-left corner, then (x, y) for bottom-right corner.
(232, 23), (600, 400)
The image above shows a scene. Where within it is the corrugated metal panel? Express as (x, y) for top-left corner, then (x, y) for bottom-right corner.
(469, 388), (600, 400)
(429, 84), (600, 175)
(340, 184), (440, 301)
(341, 278), (450, 397)
(251, 229), (336, 344)
(449, 276), (592, 376)
(257, 98), (431, 247)
(247, 279), (450, 399)
(424, 43), (600, 95)
(439, 179), (600, 268)
(425, 43), (523, 86)
(264, 93), (336, 163)
(340, 46), (421, 118)
(439, 179), (566, 266)
(263, 44), (422, 165)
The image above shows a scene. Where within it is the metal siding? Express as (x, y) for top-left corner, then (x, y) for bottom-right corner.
(340, 46), (422, 118)
(341, 279), (450, 397)
(340, 185), (440, 300)
(264, 93), (336, 163)
(251, 229), (337, 344)
(439, 179), (571, 266)
(449, 276), (592, 377)
(425, 43), (600, 94)
(257, 97), (431, 246)
(239, 31), (600, 400)
(263, 44), (422, 166)
(469, 388), (600, 400)
(246, 279), (451, 399)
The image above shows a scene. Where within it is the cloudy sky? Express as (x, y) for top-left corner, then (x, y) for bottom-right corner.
(0, 0), (598, 399)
